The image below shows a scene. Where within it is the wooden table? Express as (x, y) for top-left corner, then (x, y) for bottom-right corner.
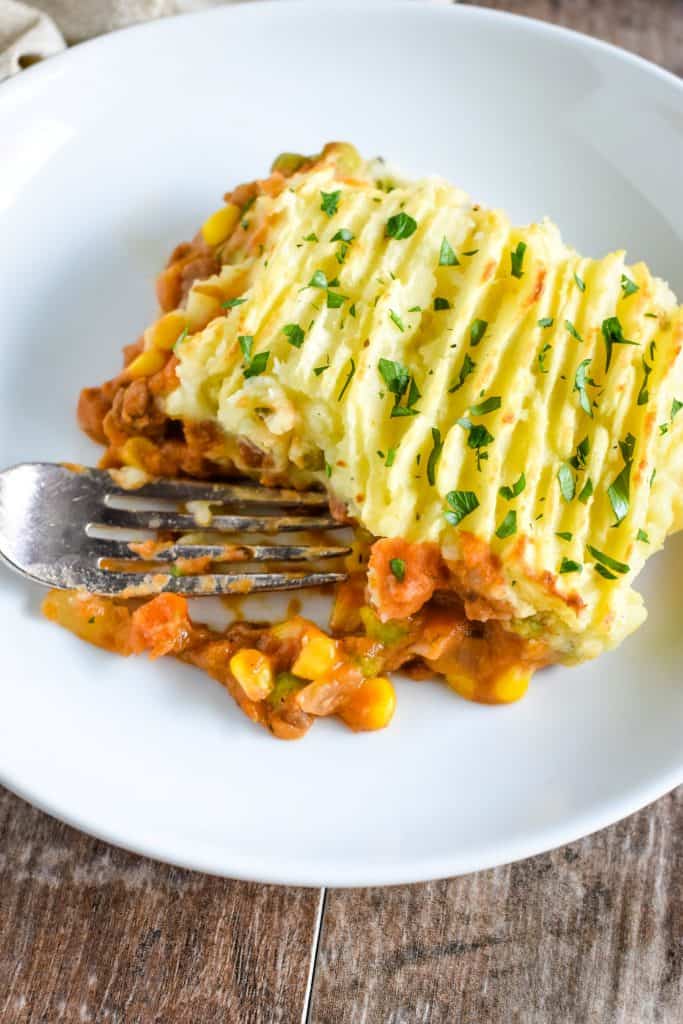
(1, 2), (682, 1021)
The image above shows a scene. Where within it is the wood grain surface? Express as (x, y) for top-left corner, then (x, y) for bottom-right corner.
(0, 790), (322, 1023)
(1, 2), (681, 1023)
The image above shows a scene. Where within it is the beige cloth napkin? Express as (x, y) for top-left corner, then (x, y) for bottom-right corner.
(0, 0), (455, 81)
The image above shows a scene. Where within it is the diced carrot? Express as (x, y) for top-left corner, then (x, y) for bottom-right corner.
(130, 593), (192, 659)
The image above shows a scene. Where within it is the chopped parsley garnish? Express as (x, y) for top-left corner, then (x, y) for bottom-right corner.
(588, 545), (630, 576)
(538, 317), (554, 328)
(378, 358), (421, 417)
(601, 316), (638, 372)
(239, 334), (253, 361)
(439, 236), (460, 266)
(88, 616), (96, 624)
(559, 558), (582, 574)
(672, 398), (683, 421)
(244, 351), (269, 379)
(578, 477), (593, 503)
(637, 529), (650, 543)
(444, 489), (479, 526)
(470, 319), (488, 347)
(427, 428), (443, 486)
(510, 241), (527, 278)
(556, 531), (573, 541)
(385, 447), (397, 467)
(385, 212), (417, 240)
(320, 190), (341, 217)
(337, 358), (356, 401)
(621, 274), (639, 298)
(574, 272), (586, 292)
(458, 418), (494, 470)
(327, 290), (347, 309)
(389, 557), (406, 583)
(308, 269), (328, 289)
(644, 312), (658, 319)
(449, 353), (476, 393)
(462, 249), (479, 257)
(470, 396), (501, 416)
(349, 303), (357, 318)
(325, 461), (332, 478)
(282, 323), (305, 348)
(570, 436), (590, 469)
(607, 433), (635, 526)
(637, 357), (652, 406)
(538, 343), (552, 373)
(499, 473), (526, 501)
(433, 297), (451, 311)
(565, 319), (583, 343)
(557, 463), (575, 501)
(389, 309), (405, 332)
(495, 510), (517, 539)
(173, 327), (189, 352)
(573, 358), (594, 417)
(222, 297), (246, 309)
(302, 232), (319, 243)
(313, 360), (330, 376)
(331, 228), (353, 243)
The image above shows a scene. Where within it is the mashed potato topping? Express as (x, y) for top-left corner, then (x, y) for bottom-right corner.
(164, 145), (683, 664)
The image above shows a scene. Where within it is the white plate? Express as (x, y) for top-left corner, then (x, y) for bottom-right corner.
(0, 1), (681, 887)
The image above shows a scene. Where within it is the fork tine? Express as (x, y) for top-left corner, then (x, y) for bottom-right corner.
(68, 569), (347, 597)
(101, 471), (329, 507)
(89, 540), (352, 562)
(93, 507), (344, 533)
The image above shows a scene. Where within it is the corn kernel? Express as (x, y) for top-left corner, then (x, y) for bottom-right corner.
(126, 348), (166, 379)
(339, 677), (396, 732)
(292, 634), (338, 681)
(201, 203), (241, 246)
(147, 311), (188, 351)
(229, 648), (274, 701)
(490, 665), (531, 704)
(120, 436), (157, 470)
(446, 672), (477, 701)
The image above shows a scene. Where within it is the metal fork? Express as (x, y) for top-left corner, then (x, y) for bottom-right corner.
(0, 462), (350, 596)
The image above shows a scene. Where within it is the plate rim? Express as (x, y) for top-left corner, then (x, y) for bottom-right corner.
(0, 0), (681, 886)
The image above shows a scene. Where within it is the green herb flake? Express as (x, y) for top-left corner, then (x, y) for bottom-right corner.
(570, 436), (590, 469)
(385, 447), (397, 467)
(587, 545), (630, 575)
(308, 269), (328, 289)
(538, 317), (554, 328)
(282, 323), (305, 348)
(243, 350), (270, 379)
(556, 531), (573, 541)
(458, 419), (494, 470)
(238, 334), (253, 361)
(169, 564), (182, 577)
(573, 358), (593, 417)
(385, 211), (417, 240)
(313, 360), (330, 376)
(578, 477), (593, 503)
(557, 463), (576, 502)
(538, 343), (552, 374)
(602, 316), (638, 372)
(637, 528), (650, 543)
(221, 297), (246, 309)
(510, 241), (527, 278)
(607, 435), (635, 526)
(449, 354), (476, 394)
(378, 358), (420, 417)
(302, 232), (319, 243)
(427, 427), (443, 486)
(320, 190), (341, 217)
(672, 398), (683, 421)
(389, 309), (405, 332)
(439, 236), (460, 267)
(637, 357), (652, 406)
(326, 291), (347, 309)
(565, 320), (583, 343)
(389, 557), (406, 583)
(499, 473), (526, 501)
(325, 461), (332, 479)
(495, 510), (517, 539)
(621, 274), (639, 298)
(349, 303), (357, 318)
(559, 558), (582, 574)
(433, 297), (451, 311)
(444, 489), (480, 526)
(470, 396), (501, 416)
(644, 312), (658, 319)
(574, 272), (586, 292)
(470, 319), (488, 347)
(337, 358), (356, 402)
(331, 228), (353, 243)
(462, 249), (479, 257)
(87, 616), (96, 624)
(594, 564), (618, 580)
